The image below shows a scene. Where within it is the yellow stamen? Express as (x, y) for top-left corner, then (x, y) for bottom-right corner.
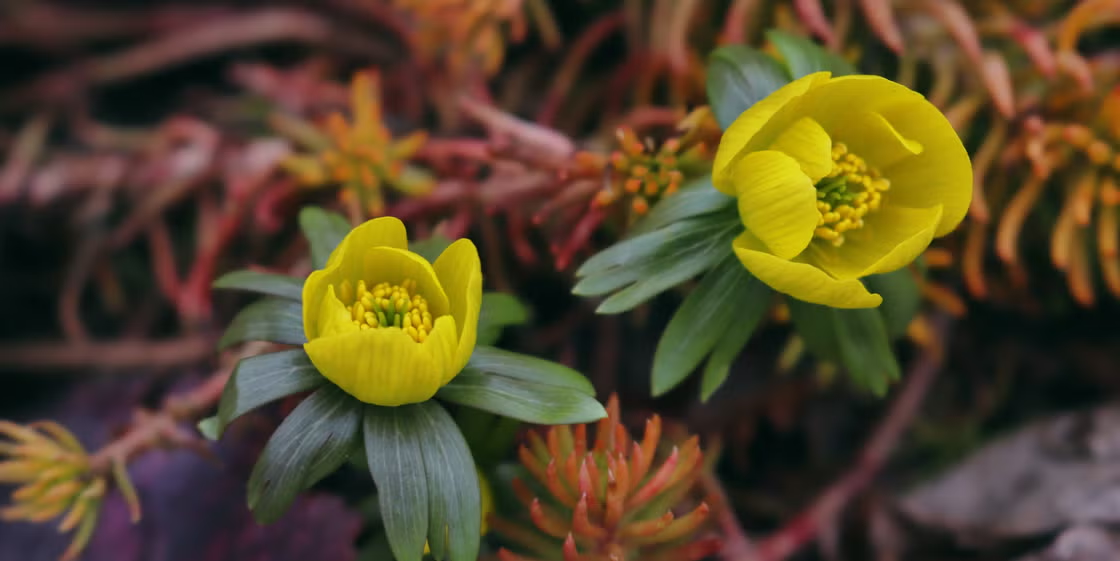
(341, 278), (431, 342)
(813, 142), (890, 246)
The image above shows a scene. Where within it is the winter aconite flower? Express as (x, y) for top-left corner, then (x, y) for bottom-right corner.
(713, 72), (971, 308)
(302, 217), (482, 406)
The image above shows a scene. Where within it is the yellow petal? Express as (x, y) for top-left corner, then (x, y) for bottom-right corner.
(732, 231), (882, 308)
(304, 217), (409, 339)
(432, 239), (483, 376)
(806, 205), (943, 279)
(326, 216), (408, 269)
(768, 116), (833, 181)
(801, 75), (971, 237)
(318, 284), (359, 338)
(731, 151), (819, 259)
(798, 77), (926, 168)
(713, 72), (832, 194)
(817, 110), (922, 171)
(881, 123), (971, 238)
(362, 247), (451, 317)
(422, 315), (460, 386)
(304, 317), (456, 406)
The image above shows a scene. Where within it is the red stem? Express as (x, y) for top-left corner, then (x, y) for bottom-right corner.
(718, 314), (951, 561)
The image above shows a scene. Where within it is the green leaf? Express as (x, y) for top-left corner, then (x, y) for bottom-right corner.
(698, 272), (772, 402)
(477, 292), (531, 346)
(467, 346), (595, 395)
(214, 349), (326, 438)
(573, 213), (741, 314)
(455, 408), (521, 468)
(628, 176), (735, 236)
(706, 44), (791, 129)
(410, 233), (453, 263)
(218, 297), (305, 350)
(595, 219), (740, 314)
(438, 369), (606, 424)
(575, 219), (696, 280)
(766, 29), (856, 78)
(787, 300), (899, 395)
(414, 402), (481, 561)
(247, 385), (362, 524)
(299, 206), (352, 269)
(364, 404), (429, 561)
(787, 299), (842, 362)
(197, 416), (220, 440)
(700, 286), (768, 402)
(653, 257), (757, 395)
(212, 269), (304, 300)
(864, 269), (921, 340)
(833, 308), (900, 396)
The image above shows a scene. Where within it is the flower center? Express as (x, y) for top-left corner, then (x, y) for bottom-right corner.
(812, 143), (890, 247)
(339, 278), (433, 343)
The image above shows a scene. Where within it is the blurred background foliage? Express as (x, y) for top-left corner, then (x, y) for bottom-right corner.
(2, 1), (1120, 560)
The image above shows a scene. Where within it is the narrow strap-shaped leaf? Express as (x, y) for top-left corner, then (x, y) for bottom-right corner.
(575, 215), (739, 299)
(864, 269), (921, 340)
(213, 269), (304, 300)
(628, 177), (735, 236)
(706, 44), (792, 129)
(247, 385), (362, 524)
(652, 257), (753, 395)
(299, 206), (352, 269)
(214, 349), (325, 438)
(218, 297), (305, 350)
(788, 300), (900, 395)
(364, 404), (429, 561)
(596, 219), (740, 314)
(477, 292), (531, 346)
(414, 402), (480, 561)
(467, 346), (595, 395)
(699, 275), (771, 401)
(575, 219), (698, 279)
(787, 299), (843, 362)
(438, 369), (606, 424)
(766, 29), (856, 78)
(833, 308), (900, 396)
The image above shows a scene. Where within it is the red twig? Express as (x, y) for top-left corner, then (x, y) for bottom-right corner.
(0, 334), (218, 371)
(0, 4), (230, 49)
(148, 219), (182, 303)
(536, 11), (625, 127)
(716, 315), (951, 561)
(1, 9), (393, 108)
(85, 342), (269, 473)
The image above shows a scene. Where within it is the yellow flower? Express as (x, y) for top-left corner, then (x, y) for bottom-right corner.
(713, 72), (972, 308)
(302, 217), (482, 406)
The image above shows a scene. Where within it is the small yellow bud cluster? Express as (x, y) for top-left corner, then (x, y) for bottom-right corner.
(813, 143), (891, 246)
(339, 278), (434, 342)
(593, 127), (687, 216)
(280, 72), (432, 218)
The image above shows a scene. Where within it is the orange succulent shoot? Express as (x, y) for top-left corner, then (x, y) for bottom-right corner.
(302, 217), (482, 406)
(713, 72), (972, 308)
(281, 71), (434, 217)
